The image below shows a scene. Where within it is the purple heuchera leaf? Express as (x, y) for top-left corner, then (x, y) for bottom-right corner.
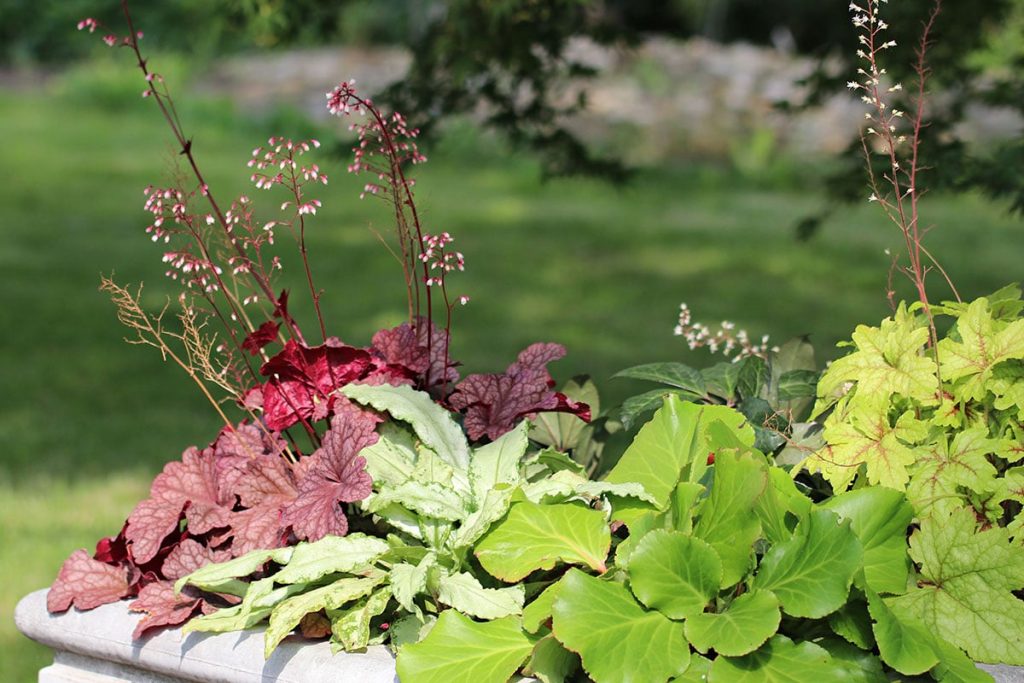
(241, 320), (280, 355)
(448, 342), (591, 441)
(260, 338), (373, 430)
(369, 319), (459, 386)
(129, 581), (211, 639)
(48, 550), (131, 613)
(281, 399), (377, 541)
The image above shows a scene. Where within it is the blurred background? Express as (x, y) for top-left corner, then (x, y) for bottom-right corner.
(2, 0), (1021, 678)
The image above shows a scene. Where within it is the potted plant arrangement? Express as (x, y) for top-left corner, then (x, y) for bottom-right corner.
(15, 1), (1024, 681)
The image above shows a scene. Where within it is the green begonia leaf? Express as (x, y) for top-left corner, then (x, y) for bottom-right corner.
(822, 487), (913, 594)
(887, 507), (1024, 665)
(470, 421), (529, 504)
(551, 570), (690, 683)
(816, 304), (937, 407)
(907, 427), (998, 520)
(932, 637), (997, 683)
(329, 588), (391, 652)
(395, 612), (536, 683)
(753, 509), (862, 618)
(176, 546), (293, 594)
(605, 395), (699, 508)
(938, 298), (1024, 402)
(672, 654), (711, 682)
(342, 383), (471, 475)
(524, 634), (579, 683)
(627, 530), (721, 620)
(754, 466), (809, 544)
(264, 576), (383, 656)
(475, 502), (610, 581)
(818, 637), (888, 682)
(684, 589), (781, 657)
(866, 588), (939, 675)
(522, 578), (566, 634)
(693, 450), (768, 587)
(707, 635), (852, 681)
(269, 534), (390, 585)
(437, 571), (526, 620)
(828, 593), (875, 650)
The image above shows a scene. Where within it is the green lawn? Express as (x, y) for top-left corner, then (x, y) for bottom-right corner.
(1, 79), (1020, 680)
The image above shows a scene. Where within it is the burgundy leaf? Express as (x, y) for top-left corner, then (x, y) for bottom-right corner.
(93, 525), (129, 565)
(369, 319), (458, 386)
(281, 401), (377, 541)
(161, 539), (231, 581)
(48, 550), (130, 613)
(241, 320), (281, 355)
(449, 343), (590, 441)
(260, 339), (373, 430)
(129, 581), (204, 639)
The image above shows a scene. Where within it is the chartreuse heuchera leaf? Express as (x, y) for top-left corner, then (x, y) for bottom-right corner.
(395, 611), (537, 683)
(938, 297), (1024, 401)
(753, 509), (862, 618)
(551, 569), (690, 683)
(475, 501), (610, 581)
(888, 507), (1024, 665)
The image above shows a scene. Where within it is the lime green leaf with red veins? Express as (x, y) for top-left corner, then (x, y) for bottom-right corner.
(753, 509), (863, 619)
(939, 298), (1024, 402)
(551, 570), (690, 683)
(395, 611), (537, 683)
(907, 427), (998, 519)
(822, 487), (913, 594)
(816, 304), (937, 408)
(692, 449), (769, 588)
(684, 589), (781, 657)
(806, 396), (928, 491)
(280, 402), (377, 541)
(626, 530), (721, 620)
(708, 635), (853, 681)
(887, 507), (1024, 664)
(475, 502), (610, 582)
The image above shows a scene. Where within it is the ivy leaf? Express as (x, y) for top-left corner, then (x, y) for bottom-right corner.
(753, 509), (863, 618)
(551, 570), (690, 683)
(269, 534), (390, 585)
(281, 402), (377, 541)
(264, 576), (383, 656)
(707, 635), (851, 681)
(777, 369), (820, 401)
(822, 487), (913, 594)
(684, 589), (781, 657)
(816, 304), (937, 406)
(809, 397), (928, 490)
(329, 587), (391, 652)
(613, 362), (707, 396)
(437, 571), (526, 619)
(617, 389), (688, 431)
(475, 502), (610, 581)
(907, 427), (999, 519)
(866, 588), (940, 675)
(449, 343), (590, 442)
(887, 507), (1024, 664)
(692, 449), (769, 588)
(626, 530), (721, 620)
(47, 549), (130, 613)
(343, 383), (472, 475)
(939, 298), (1024, 402)
(395, 612), (536, 683)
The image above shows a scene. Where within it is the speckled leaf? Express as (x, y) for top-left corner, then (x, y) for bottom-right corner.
(329, 588), (391, 652)
(264, 576), (383, 656)
(269, 534), (389, 585)
(437, 571), (525, 619)
(176, 546), (293, 594)
(395, 612), (536, 683)
(475, 502), (610, 581)
(470, 421), (529, 503)
(551, 570), (690, 683)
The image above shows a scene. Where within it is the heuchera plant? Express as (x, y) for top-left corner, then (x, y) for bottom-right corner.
(50, 2), (587, 636)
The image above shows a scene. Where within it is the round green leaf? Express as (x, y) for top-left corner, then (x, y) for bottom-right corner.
(684, 589), (780, 656)
(552, 570), (690, 683)
(708, 635), (854, 681)
(395, 612), (535, 683)
(627, 530), (721, 620)
(752, 509), (863, 618)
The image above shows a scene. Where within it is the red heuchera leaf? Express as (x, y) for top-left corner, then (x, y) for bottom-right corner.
(126, 447), (232, 563)
(129, 581), (204, 639)
(161, 539), (231, 580)
(48, 550), (131, 613)
(229, 506), (290, 556)
(260, 339), (373, 430)
(241, 320), (281, 355)
(369, 319), (459, 387)
(281, 400), (377, 541)
(213, 421), (286, 461)
(448, 342), (591, 441)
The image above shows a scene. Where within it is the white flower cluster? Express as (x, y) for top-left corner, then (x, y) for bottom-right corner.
(673, 303), (778, 361)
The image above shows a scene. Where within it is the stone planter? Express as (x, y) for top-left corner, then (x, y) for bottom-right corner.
(15, 588), (1024, 682)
